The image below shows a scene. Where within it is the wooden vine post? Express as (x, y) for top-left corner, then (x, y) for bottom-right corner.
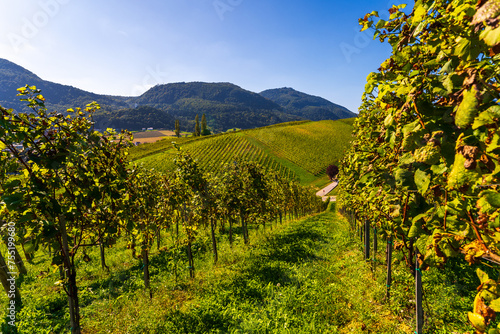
(386, 237), (392, 301)
(372, 227), (377, 271)
(364, 220), (370, 260)
(415, 245), (423, 333)
(360, 220), (363, 243)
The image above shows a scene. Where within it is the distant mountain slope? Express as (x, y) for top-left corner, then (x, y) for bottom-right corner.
(0, 58), (355, 132)
(259, 87), (356, 121)
(0, 58), (129, 113)
(133, 82), (301, 132)
(93, 105), (175, 131)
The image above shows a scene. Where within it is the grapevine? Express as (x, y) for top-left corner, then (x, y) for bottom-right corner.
(0, 87), (326, 333)
(337, 1), (500, 332)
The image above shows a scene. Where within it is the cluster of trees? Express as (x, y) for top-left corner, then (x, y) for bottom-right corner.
(193, 113), (211, 136)
(173, 113), (211, 137)
(338, 1), (500, 332)
(0, 86), (325, 333)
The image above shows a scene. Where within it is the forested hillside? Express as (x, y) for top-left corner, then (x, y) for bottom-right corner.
(0, 59), (354, 132)
(260, 87), (356, 120)
(130, 82), (302, 132)
(0, 59), (129, 113)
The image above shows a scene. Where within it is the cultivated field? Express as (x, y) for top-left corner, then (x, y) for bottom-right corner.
(129, 118), (356, 185)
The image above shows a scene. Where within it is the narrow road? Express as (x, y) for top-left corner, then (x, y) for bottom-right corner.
(316, 180), (338, 199)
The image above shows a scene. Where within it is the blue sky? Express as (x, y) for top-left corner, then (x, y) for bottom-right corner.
(0, 0), (409, 113)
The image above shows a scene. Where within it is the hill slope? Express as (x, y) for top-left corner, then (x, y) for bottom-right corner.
(0, 58), (129, 113)
(130, 118), (356, 185)
(260, 87), (356, 120)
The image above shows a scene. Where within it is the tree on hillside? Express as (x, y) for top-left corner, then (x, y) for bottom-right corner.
(326, 164), (339, 181)
(194, 114), (200, 136)
(175, 119), (180, 137)
(201, 113), (211, 136)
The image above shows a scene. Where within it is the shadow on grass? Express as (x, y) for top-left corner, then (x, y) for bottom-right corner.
(259, 226), (325, 263)
(157, 218), (333, 333)
(439, 257), (498, 297)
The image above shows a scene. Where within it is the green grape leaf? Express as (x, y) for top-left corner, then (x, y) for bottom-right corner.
(408, 218), (424, 238)
(399, 152), (415, 165)
(455, 88), (479, 128)
(487, 133), (500, 153)
(491, 216), (500, 229)
(447, 154), (481, 190)
(431, 163), (448, 175)
(484, 191), (500, 208)
(384, 113), (394, 127)
(440, 59), (453, 74)
(395, 168), (416, 189)
(453, 38), (471, 58)
(481, 25), (500, 46)
(443, 73), (462, 94)
(414, 145), (441, 165)
(415, 169), (431, 194)
(473, 106), (500, 129)
(375, 19), (386, 29)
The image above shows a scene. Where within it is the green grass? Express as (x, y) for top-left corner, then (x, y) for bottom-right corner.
(129, 119), (355, 186)
(0, 204), (484, 333)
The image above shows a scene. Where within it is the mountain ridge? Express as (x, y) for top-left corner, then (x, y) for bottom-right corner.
(259, 87), (355, 121)
(0, 58), (356, 132)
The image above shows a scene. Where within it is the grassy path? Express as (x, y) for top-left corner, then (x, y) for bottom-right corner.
(13, 204), (479, 333)
(83, 206), (410, 333)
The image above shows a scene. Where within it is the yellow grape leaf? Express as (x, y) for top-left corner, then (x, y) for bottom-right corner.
(412, 1), (428, 26)
(477, 268), (490, 285)
(480, 25), (500, 47)
(463, 241), (486, 264)
(468, 312), (487, 332)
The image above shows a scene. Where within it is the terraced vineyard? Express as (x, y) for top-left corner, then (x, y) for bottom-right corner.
(130, 118), (355, 184)
(135, 134), (297, 179)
